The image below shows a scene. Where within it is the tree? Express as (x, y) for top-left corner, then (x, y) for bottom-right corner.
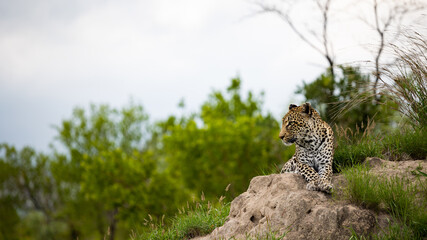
(359, 0), (425, 101)
(255, 0), (425, 104)
(296, 66), (395, 129)
(0, 144), (66, 240)
(0, 145), (21, 240)
(255, 0), (336, 80)
(158, 78), (289, 199)
(53, 103), (188, 240)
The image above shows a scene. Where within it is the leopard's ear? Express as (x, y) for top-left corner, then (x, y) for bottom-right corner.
(289, 104), (297, 110)
(303, 102), (313, 116)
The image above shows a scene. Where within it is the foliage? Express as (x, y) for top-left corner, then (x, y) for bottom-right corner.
(0, 144), (63, 240)
(157, 78), (287, 199)
(379, 33), (427, 129)
(333, 127), (426, 172)
(52, 103), (189, 239)
(350, 222), (417, 240)
(0, 104), (189, 240)
(343, 165), (427, 239)
(0, 78), (291, 239)
(382, 128), (427, 160)
(0, 196), (20, 240)
(137, 197), (230, 240)
(138, 194), (287, 240)
(341, 165), (381, 210)
(340, 33), (427, 130)
(1, 70), (426, 239)
(296, 66), (395, 130)
(333, 123), (383, 172)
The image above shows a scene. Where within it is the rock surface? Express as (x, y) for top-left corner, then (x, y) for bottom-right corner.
(196, 158), (426, 240)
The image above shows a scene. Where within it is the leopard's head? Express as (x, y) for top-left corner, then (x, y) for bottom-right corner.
(279, 102), (315, 146)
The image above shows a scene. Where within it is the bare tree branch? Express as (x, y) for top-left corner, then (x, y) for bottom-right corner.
(255, 2), (325, 54)
(364, 0), (426, 102)
(253, 0), (336, 80)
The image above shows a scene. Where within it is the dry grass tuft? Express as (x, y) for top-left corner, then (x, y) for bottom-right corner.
(334, 32), (427, 129)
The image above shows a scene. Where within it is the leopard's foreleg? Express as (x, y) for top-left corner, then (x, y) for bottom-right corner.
(295, 161), (320, 191)
(280, 156), (297, 173)
(317, 155), (333, 193)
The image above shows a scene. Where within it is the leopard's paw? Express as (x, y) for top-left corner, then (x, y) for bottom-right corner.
(306, 182), (319, 191)
(318, 182), (333, 193)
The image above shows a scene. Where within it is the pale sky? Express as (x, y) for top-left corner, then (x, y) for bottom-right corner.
(0, 0), (425, 151)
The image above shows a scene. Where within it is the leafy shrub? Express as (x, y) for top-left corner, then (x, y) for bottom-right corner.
(296, 66), (395, 130)
(339, 33), (427, 130)
(157, 78), (287, 199)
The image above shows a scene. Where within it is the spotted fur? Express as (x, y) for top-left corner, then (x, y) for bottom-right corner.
(279, 103), (334, 193)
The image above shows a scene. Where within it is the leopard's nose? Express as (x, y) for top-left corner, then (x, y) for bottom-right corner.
(279, 135), (284, 140)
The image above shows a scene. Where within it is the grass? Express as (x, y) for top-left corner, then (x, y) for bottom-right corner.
(350, 222), (417, 240)
(333, 121), (382, 172)
(135, 125), (426, 239)
(135, 201), (291, 240)
(333, 127), (426, 172)
(380, 32), (427, 129)
(341, 165), (381, 210)
(337, 32), (427, 130)
(134, 195), (230, 240)
(334, 136), (382, 172)
(382, 128), (427, 160)
(342, 165), (427, 239)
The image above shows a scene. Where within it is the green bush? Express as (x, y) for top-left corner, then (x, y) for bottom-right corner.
(296, 66), (395, 130)
(156, 78), (287, 199)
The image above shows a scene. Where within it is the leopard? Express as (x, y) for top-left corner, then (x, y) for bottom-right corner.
(279, 102), (334, 193)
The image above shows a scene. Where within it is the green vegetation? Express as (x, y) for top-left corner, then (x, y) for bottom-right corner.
(136, 196), (230, 240)
(0, 104), (190, 240)
(296, 66), (395, 130)
(342, 165), (381, 210)
(333, 127), (427, 172)
(343, 165), (427, 239)
(379, 34), (427, 129)
(350, 223), (417, 240)
(2, 69), (425, 239)
(382, 129), (427, 160)
(340, 34), (427, 131)
(0, 30), (425, 240)
(156, 78), (287, 199)
(135, 196), (288, 240)
(0, 78), (291, 240)
(1, 66), (425, 239)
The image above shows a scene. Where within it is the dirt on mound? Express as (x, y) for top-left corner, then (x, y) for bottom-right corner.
(194, 158), (426, 240)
